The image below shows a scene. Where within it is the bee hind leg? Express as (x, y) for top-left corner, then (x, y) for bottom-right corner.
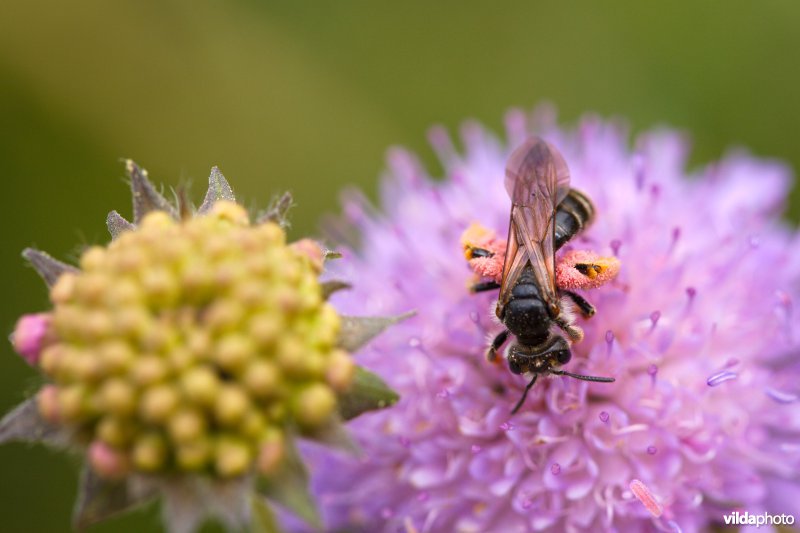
(488, 329), (509, 363)
(560, 289), (595, 318)
(471, 280), (500, 293)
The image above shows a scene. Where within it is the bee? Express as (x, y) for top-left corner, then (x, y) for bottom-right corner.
(471, 137), (615, 414)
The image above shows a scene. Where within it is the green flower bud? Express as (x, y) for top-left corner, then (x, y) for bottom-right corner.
(175, 437), (212, 471)
(132, 355), (169, 386)
(239, 409), (267, 440)
(325, 349), (356, 392)
(214, 385), (250, 427)
(168, 408), (206, 443)
(99, 378), (137, 417)
(204, 300), (245, 333)
(79, 246), (107, 271)
(186, 329), (212, 360)
(140, 210), (175, 230)
(168, 346), (194, 373)
(132, 432), (167, 472)
(276, 337), (306, 377)
(39, 345), (65, 376)
(113, 307), (151, 338)
(141, 267), (178, 307)
(243, 360), (282, 398)
(248, 313), (282, 348)
(140, 322), (178, 353)
(59, 384), (92, 421)
(181, 262), (215, 300)
(80, 311), (114, 341)
(98, 340), (135, 374)
(293, 383), (336, 429)
(140, 384), (179, 424)
(214, 334), (254, 373)
(106, 280), (141, 306)
(72, 351), (104, 382)
(209, 201), (250, 226)
(76, 273), (111, 304)
(49, 272), (77, 304)
(214, 436), (251, 478)
(181, 367), (220, 406)
(97, 415), (135, 447)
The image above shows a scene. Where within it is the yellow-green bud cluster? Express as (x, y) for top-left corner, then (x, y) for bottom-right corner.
(36, 202), (355, 478)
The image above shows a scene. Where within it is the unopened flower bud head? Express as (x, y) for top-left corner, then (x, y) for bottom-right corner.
(10, 196), (360, 480)
(5, 165), (403, 532)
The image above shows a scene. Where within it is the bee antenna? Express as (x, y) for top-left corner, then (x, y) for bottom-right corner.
(551, 369), (615, 383)
(510, 374), (538, 415)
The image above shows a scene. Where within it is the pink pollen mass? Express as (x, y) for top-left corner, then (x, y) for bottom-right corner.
(629, 479), (663, 517)
(461, 225), (621, 291)
(555, 250), (621, 290)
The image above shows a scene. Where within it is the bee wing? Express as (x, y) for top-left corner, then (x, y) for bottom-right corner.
(497, 138), (571, 311)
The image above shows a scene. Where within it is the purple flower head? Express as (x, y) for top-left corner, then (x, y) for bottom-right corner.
(311, 107), (800, 532)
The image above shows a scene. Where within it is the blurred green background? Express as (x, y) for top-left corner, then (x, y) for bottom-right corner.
(1, 1), (799, 531)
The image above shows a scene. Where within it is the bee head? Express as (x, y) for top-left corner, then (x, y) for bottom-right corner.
(507, 343), (551, 375)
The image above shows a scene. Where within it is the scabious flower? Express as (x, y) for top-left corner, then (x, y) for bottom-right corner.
(310, 106), (800, 532)
(2, 163), (401, 532)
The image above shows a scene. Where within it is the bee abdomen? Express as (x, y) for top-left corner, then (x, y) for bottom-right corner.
(555, 188), (595, 250)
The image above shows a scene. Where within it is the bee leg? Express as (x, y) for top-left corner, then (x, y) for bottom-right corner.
(471, 281), (501, 293)
(487, 329), (509, 363)
(560, 289), (595, 318)
(469, 247), (494, 258)
(511, 374), (538, 414)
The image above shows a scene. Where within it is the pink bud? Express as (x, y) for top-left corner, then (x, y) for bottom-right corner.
(290, 238), (324, 272)
(11, 313), (53, 366)
(88, 441), (130, 479)
(36, 385), (61, 423)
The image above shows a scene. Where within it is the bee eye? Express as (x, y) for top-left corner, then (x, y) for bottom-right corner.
(556, 350), (571, 365)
